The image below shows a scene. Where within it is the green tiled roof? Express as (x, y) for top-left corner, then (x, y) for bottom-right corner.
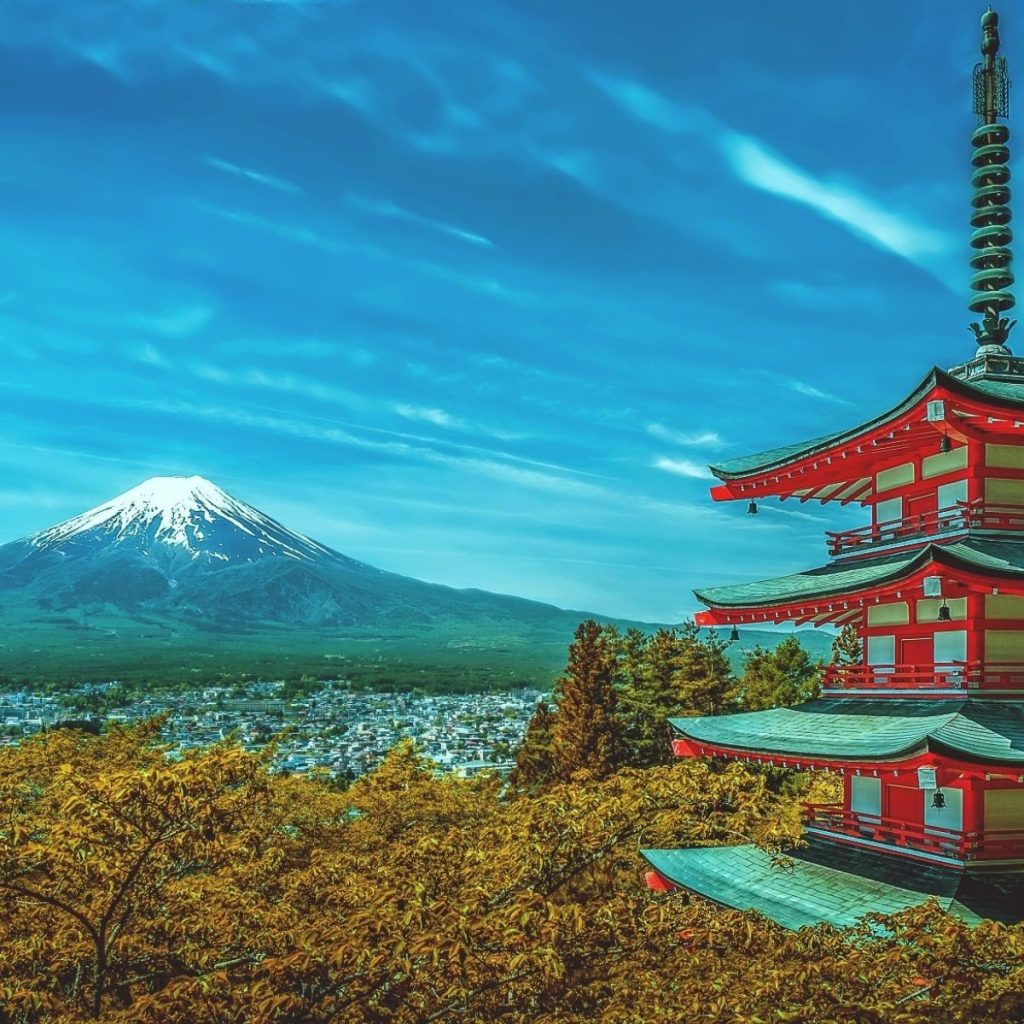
(668, 698), (1024, 764)
(710, 368), (1024, 480)
(965, 377), (1024, 402)
(641, 839), (1024, 929)
(694, 538), (1024, 609)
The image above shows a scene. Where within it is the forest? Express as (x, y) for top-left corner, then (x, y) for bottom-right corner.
(0, 622), (1021, 1023)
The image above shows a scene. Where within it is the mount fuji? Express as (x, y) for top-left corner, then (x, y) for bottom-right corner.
(0, 476), (832, 685)
(25, 476), (348, 569)
(0, 475), (603, 630)
(0, 475), (641, 684)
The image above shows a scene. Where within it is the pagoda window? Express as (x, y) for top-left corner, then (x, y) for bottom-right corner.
(866, 602), (909, 626)
(922, 446), (969, 479)
(985, 790), (1024, 831)
(917, 598), (967, 623)
(933, 630), (968, 671)
(985, 443), (1024, 469)
(924, 784), (963, 837)
(876, 462), (915, 492)
(984, 478), (1024, 505)
(850, 775), (881, 825)
(866, 635), (895, 680)
(985, 595), (1024, 618)
(873, 495), (902, 529)
(984, 629), (1024, 661)
(937, 478), (968, 511)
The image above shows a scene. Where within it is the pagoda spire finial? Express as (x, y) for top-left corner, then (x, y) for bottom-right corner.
(969, 8), (1017, 351)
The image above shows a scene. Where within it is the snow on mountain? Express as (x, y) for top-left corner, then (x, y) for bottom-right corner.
(29, 475), (348, 566)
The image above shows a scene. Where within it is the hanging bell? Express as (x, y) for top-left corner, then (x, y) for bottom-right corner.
(937, 601), (952, 621)
(729, 625), (740, 642)
(939, 435), (952, 454)
(747, 501), (758, 515)
(931, 789), (947, 809)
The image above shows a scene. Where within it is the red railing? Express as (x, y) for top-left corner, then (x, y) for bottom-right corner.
(822, 661), (1024, 692)
(826, 500), (1024, 556)
(801, 803), (1024, 861)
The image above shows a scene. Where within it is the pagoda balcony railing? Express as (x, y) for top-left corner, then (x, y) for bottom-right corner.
(802, 803), (1024, 862)
(826, 500), (1024, 557)
(822, 661), (1024, 693)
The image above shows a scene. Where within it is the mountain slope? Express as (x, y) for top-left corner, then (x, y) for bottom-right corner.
(0, 476), (599, 631)
(0, 476), (833, 686)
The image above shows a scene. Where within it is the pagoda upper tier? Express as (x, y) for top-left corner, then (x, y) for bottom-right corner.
(709, 359), (1024, 505)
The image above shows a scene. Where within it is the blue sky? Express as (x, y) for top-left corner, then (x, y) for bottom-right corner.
(0, 1), (1005, 621)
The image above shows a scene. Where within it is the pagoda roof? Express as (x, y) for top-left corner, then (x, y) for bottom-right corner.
(694, 537), (1024, 615)
(708, 366), (1024, 503)
(668, 698), (1024, 765)
(641, 839), (1024, 929)
(711, 367), (1024, 480)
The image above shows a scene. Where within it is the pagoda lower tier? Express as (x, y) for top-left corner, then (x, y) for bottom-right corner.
(641, 838), (1024, 929)
(643, 699), (1024, 928)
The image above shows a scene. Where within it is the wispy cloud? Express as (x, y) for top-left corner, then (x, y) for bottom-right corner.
(653, 456), (709, 479)
(198, 203), (534, 304)
(769, 279), (884, 311)
(129, 342), (171, 369)
(347, 194), (493, 248)
(204, 156), (302, 195)
(394, 404), (463, 429)
(767, 373), (851, 405)
(214, 338), (376, 365)
(130, 305), (213, 337)
(190, 362), (370, 411)
(593, 70), (955, 281)
(589, 72), (716, 135)
(647, 423), (724, 448)
(720, 132), (953, 276)
(124, 397), (609, 498)
(51, 303), (214, 338)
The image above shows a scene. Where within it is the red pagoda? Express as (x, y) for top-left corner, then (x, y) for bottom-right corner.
(642, 9), (1024, 928)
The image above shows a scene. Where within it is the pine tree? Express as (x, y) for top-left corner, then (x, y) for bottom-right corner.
(830, 623), (863, 665)
(617, 627), (683, 766)
(674, 622), (735, 717)
(549, 620), (621, 780)
(735, 636), (820, 711)
(509, 700), (557, 791)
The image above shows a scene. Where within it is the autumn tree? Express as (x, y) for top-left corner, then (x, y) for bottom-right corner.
(0, 721), (345, 1021)
(1, 724), (1024, 1024)
(549, 620), (622, 780)
(734, 635), (821, 711)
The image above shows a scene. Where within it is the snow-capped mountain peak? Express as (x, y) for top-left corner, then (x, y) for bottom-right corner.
(29, 475), (341, 565)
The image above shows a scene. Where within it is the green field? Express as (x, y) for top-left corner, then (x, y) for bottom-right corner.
(0, 604), (835, 695)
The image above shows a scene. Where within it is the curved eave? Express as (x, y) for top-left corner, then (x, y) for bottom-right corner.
(693, 539), (1024, 621)
(668, 699), (1024, 766)
(709, 368), (942, 481)
(708, 368), (1024, 502)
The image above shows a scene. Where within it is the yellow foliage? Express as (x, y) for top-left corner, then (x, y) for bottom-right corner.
(0, 726), (1021, 1023)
